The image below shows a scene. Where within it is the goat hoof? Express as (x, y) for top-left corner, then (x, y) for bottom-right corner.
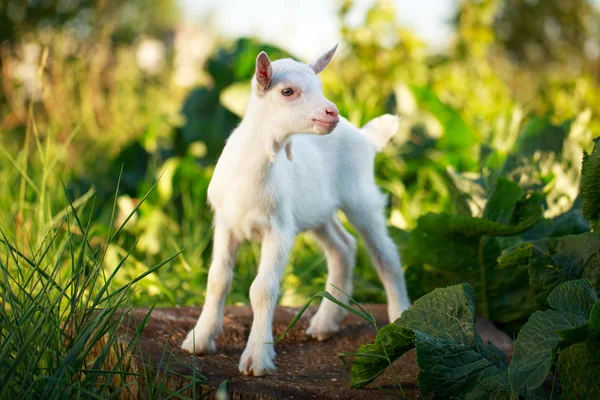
(305, 325), (338, 341)
(307, 331), (334, 341)
(306, 313), (341, 341)
(180, 333), (216, 355)
(239, 343), (276, 376)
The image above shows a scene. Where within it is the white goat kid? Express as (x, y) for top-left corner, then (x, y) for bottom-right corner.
(181, 45), (411, 376)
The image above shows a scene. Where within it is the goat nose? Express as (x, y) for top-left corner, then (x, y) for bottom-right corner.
(325, 106), (338, 118)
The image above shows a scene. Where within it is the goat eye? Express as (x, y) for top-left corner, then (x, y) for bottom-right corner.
(281, 88), (294, 96)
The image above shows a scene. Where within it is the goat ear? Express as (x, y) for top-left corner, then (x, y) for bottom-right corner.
(310, 44), (338, 74)
(255, 51), (272, 90)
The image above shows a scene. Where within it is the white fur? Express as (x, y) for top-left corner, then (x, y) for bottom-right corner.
(181, 46), (411, 376)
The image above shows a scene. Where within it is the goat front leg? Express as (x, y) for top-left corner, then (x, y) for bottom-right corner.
(239, 228), (292, 376)
(181, 218), (239, 354)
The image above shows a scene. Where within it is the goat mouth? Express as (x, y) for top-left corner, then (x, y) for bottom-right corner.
(312, 119), (339, 129)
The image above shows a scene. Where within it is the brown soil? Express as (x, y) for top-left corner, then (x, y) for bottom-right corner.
(102, 305), (514, 399)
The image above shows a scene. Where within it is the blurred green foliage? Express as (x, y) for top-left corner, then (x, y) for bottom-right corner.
(0, 0), (179, 44)
(1, 0), (599, 332)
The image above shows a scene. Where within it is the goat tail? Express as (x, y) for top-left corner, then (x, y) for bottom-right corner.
(360, 114), (400, 152)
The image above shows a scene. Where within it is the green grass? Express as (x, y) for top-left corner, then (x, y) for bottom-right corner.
(0, 127), (206, 397)
(0, 203), (207, 398)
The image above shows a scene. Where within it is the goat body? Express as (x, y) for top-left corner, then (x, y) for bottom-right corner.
(210, 117), (383, 239)
(181, 46), (410, 376)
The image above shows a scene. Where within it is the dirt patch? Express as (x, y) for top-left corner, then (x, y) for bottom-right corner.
(107, 305), (513, 399)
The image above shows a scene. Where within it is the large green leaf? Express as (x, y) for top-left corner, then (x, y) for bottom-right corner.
(346, 324), (415, 389)
(348, 284), (476, 388)
(581, 137), (600, 231)
(500, 117), (586, 218)
(508, 280), (597, 397)
(416, 207), (541, 238)
(549, 280), (598, 344)
(348, 283), (510, 398)
(406, 178), (542, 322)
(411, 85), (479, 170)
(498, 233), (600, 305)
(506, 118), (571, 162)
(557, 341), (600, 400)
(509, 309), (586, 397)
(444, 167), (488, 217)
(347, 281), (600, 398)
(547, 279), (598, 317)
(416, 334), (504, 398)
(178, 87), (240, 165)
(410, 179), (541, 272)
(395, 284), (476, 345)
(463, 372), (549, 400)
(464, 372), (511, 400)
(483, 178), (526, 224)
(406, 285), (511, 398)
(520, 199), (590, 242)
(588, 301), (600, 341)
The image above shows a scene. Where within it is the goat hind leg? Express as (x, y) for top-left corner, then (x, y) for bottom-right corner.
(345, 204), (410, 322)
(306, 216), (356, 341)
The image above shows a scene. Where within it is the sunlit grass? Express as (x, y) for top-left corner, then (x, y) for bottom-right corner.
(0, 122), (205, 397)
